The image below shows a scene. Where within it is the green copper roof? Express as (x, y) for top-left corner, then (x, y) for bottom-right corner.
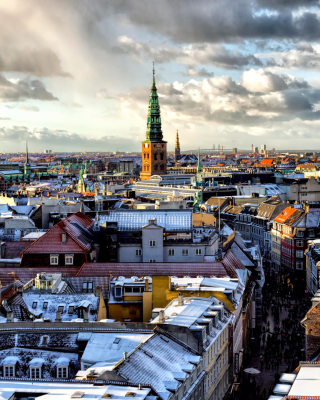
(197, 149), (202, 173)
(145, 65), (164, 143)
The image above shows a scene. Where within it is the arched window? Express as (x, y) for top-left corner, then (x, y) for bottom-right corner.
(160, 164), (164, 171)
(160, 153), (164, 160)
(154, 165), (158, 171)
(154, 153), (158, 161)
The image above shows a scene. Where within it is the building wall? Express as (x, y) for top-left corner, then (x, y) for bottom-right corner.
(108, 302), (143, 322)
(290, 177), (320, 202)
(142, 224), (164, 262)
(140, 142), (167, 181)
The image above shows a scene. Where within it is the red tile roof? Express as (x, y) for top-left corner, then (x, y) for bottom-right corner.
(23, 212), (94, 254)
(0, 266), (80, 286)
(76, 261), (238, 279)
(260, 159), (274, 165)
(274, 207), (303, 225)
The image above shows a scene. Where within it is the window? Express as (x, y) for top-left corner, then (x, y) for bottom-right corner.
(32, 302), (37, 309)
(296, 230), (304, 237)
(296, 240), (304, 247)
(182, 249), (189, 256)
(115, 286), (122, 298)
(68, 306), (74, 314)
(135, 249), (142, 256)
(41, 336), (48, 345)
(195, 249), (202, 255)
(65, 255), (73, 265)
(57, 366), (68, 379)
(168, 249), (175, 256)
(43, 302), (48, 310)
(132, 287), (140, 293)
(30, 367), (41, 379)
(296, 261), (304, 270)
(296, 250), (304, 258)
(50, 255), (59, 265)
(58, 306), (64, 313)
(149, 259), (156, 263)
(4, 366), (14, 377)
(149, 240), (156, 247)
(88, 282), (93, 293)
(82, 282), (93, 293)
(309, 229), (315, 237)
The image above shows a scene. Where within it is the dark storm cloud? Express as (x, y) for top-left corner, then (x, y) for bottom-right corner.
(107, 0), (320, 43)
(0, 75), (58, 102)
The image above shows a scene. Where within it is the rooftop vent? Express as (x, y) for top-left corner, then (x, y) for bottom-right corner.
(113, 338), (121, 344)
(103, 394), (114, 399)
(71, 392), (85, 399)
(125, 393), (136, 398)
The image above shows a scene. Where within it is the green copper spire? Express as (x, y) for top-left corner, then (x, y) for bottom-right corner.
(197, 148), (202, 173)
(145, 63), (163, 142)
(24, 141), (31, 175)
(84, 162), (88, 175)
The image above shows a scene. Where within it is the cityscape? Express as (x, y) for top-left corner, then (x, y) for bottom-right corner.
(1, 1), (320, 400)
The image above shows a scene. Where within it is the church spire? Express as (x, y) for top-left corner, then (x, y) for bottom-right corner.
(24, 141), (31, 175)
(197, 148), (202, 173)
(146, 63), (163, 142)
(175, 129), (181, 162)
(25, 141), (29, 165)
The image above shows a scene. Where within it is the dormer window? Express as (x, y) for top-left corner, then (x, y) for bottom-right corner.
(4, 365), (14, 377)
(58, 306), (64, 313)
(41, 335), (49, 345)
(57, 366), (68, 379)
(30, 366), (41, 379)
(50, 255), (59, 265)
(114, 286), (123, 298)
(65, 255), (74, 265)
(68, 306), (74, 314)
(43, 302), (48, 310)
(32, 302), (38, 309)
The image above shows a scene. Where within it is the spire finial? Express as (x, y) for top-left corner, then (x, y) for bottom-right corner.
(152, 61), (155, 87)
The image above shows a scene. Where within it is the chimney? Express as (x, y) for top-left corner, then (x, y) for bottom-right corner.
(83, 310), (89, 323)
(123, 352), (127, 360)
(178, 292), (184, 306)
(61, 232), (67, 243)
(6, 311), (14, 323)
(158, 310), (165, 323)
(145, 278), (149, 292)
(94, 285), (102, 297)
(55, 311), (62, 322)
(138, 384), (142, 390)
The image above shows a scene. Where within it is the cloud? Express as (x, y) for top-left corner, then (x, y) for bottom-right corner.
(186, 67), (214, 77)
(96, 88), (113, 99)
(62, 101), (82, 108)
(0, 125), (140, 152)
(115, 70), (319, 132)
(0, 117), (10, 120)
(0, 75), (58, 102)
(241, 69), (310, 93)
(19, 105), (40, 112)
(113, 36), (263, 69)
(108, 0), (320, 43)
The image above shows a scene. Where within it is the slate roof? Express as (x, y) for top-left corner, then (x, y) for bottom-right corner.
(116, 333), (200, 400)
(66, 276), (110, 299)
(7, 292), (100, 322)
(22, 211), (93, 255)
(1, 241), (30, 259)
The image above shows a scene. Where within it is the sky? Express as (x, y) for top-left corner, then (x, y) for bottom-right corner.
(2, 0), (320, 152)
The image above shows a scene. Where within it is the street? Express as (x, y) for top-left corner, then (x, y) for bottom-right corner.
(234, 276), (311, 399)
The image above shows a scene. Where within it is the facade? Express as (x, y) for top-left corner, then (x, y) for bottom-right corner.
(140, 67), (167, 180)
(290, 177), (320, 202)
(306, 239), (320, 295)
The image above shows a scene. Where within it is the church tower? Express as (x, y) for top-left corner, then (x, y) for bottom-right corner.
(24, 141), (31, 175)
(174, 129), (181, 163)
(140, 64), (167, 181)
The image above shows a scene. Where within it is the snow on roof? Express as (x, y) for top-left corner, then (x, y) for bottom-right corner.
(98, 210), (192, 232)
(117, 333), (199, 399)
(0, 380), (151, 400)
(21, 293), (99, 322)
(1, 356), (19, 365)
(81, 332), (153, 368)
(151, 297), (217, 328)
(29, 357), (45, 367)
(55, 356), (70, 366)
(287, 364), (320, 397)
